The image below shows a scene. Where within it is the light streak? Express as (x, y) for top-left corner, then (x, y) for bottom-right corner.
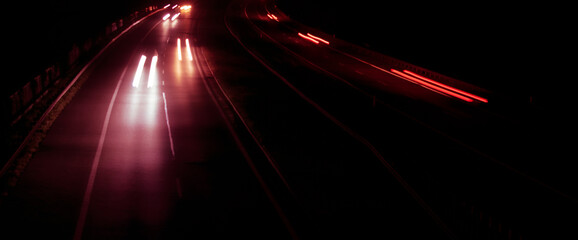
(132, 55), (147, 88)
(298, 32), (319, 44)
(185, 38), (193, 61)
(147, 55), (158, 88)
(177, 38), (182, 61)
(171, 13), (180, 21)
(306, 33), (330, 45)
(402, 70), (488, 103)
(162, 14), (171, 21)
(267, 13), (279, 21)
(391, 69), (474, 102)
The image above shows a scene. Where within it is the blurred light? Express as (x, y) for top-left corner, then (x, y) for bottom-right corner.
(298, 32), (319, 44)
(185, 38), (193, 61)
(162, 14), (171, 21)
(402, 70), (488, 103)
(267, 13), (279, 21)
(177, 38), (182, 61)
(133, 55), (147, 88)
(171, 13), (180, 21)
(306, 33), (330, 45)
(391, 69), (474, 102)
(180, 5), (192, 11)
(172, 5), (178, 9)
(163, 4), (170, 9)
(147, 55), (158, 88)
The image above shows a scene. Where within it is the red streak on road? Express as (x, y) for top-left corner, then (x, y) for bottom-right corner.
(298, 32), (319, 44)
(403, 70), (488, 103)
(306, 33), (330, 45)
(391, 69), (474, 102)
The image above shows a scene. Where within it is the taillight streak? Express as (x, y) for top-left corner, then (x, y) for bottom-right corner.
(402, 70), (488, 103)
(391, 69), (474, 102)
(298, 32), (319, 44)
(306, 33), (330, 45)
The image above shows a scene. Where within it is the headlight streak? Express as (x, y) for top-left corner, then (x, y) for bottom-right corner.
(162, 14), (171, 21)
(171, 13), (180, 21)
(185, 38), (193, 61)
(147, 55), (158, 88)
(177, 38), (182, 61)
(306, 33), (330, 45)
(132, 55), (147, 88)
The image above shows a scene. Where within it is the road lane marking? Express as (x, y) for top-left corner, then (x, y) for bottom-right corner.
(195, 44), (299, 239)
(229, 9), (456, 237)
(1, 8), (162, 177)
(162, 92), (176, 158)
(403, 70), (488, 103)
(73, 66), (127, 240)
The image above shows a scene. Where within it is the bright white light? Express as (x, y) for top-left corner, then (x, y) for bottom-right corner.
(172, 5), (178, 9)
(163, 4), (170, 9)
(162, 14), (171, 21)
(147, 55), (158, 88)
(171, 13), (180, 21)
(177, 38), (182, 61)
(185, 38), (193, 61)
(133, 55), (147, 88)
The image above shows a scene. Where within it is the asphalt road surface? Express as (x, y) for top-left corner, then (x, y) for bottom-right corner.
(1, 0), (576, 239)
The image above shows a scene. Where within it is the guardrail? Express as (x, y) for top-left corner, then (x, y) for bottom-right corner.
(5, 6), (157, 125)
(1, 5), (159, 181)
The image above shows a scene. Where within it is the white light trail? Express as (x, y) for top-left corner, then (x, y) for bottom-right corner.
(147, 55), (158, 88)
(185, 38), (193, 61)
(132, 55), (147, 88)
(177, 38), (182, 61)
(162, 14), (171, 21)
(171, 13), (180, 21)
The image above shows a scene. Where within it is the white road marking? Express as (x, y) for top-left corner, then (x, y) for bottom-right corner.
(162, 92), (176, 158)
(73, 66), (127, 240)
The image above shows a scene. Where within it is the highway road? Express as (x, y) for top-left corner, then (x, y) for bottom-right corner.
(0, 4), (291, 239)
(1, 0), (576, 239)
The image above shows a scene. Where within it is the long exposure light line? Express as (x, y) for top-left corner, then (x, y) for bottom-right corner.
(132, 55), (147, 88)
